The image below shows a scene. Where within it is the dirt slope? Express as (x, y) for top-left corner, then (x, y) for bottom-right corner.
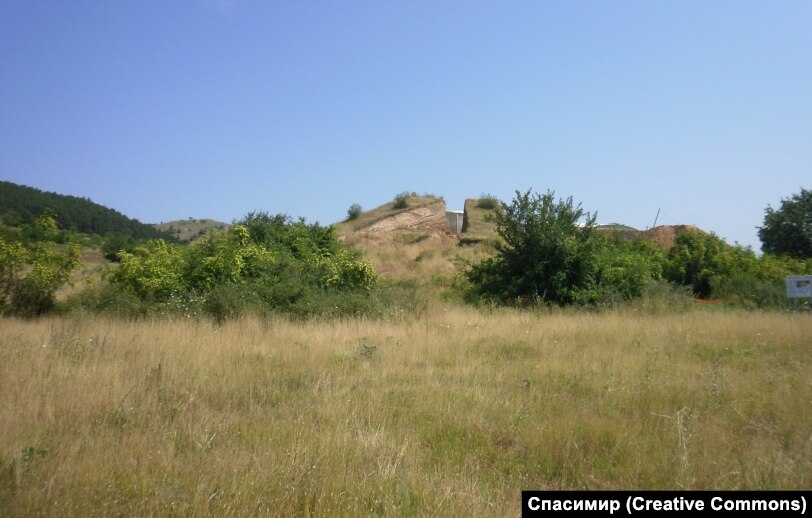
(640, 225), (705, 248)
(359, 200), (450, 235)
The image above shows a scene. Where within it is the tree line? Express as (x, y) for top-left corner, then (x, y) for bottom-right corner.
(0, 180), (172, 240)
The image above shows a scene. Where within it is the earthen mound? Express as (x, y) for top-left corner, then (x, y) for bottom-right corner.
(640, 225), (705, 248)
(361, 200), (451, 235)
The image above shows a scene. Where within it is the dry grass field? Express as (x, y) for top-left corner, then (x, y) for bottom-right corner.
(2, 307), (810, 516)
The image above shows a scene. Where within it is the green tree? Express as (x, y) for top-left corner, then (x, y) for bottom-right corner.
(758, 188), (812, 258)
(346, 203), (362, 221)
(466, 189), (601, 305)
(664, 229), (727, 298)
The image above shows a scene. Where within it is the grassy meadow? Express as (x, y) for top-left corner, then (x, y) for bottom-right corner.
(2, 306), (811, 516)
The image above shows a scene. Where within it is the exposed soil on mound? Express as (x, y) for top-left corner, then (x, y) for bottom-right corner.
(640, 225), (704, 248)
(361, 200), (451, 235)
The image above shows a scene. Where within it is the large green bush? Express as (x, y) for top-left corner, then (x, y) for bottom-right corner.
(103, 212), (378, 320)
(587, 237), (666, 305)
(466, 189), (603, 305)
(660, 228), (812, 306)
(0, 215), (82, 316)
(664, 229), (727, 298)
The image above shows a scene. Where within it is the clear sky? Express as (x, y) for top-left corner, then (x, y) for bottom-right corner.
(1, 1), (810, 249)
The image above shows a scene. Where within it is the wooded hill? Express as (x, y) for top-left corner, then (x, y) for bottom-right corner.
(0, 180), (172, 240)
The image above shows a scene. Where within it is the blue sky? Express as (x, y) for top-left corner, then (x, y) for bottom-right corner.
(1, 1), (809, 249)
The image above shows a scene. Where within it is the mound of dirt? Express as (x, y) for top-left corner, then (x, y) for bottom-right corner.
(640, 225), (705, 248)
(361, 200), (451, 235)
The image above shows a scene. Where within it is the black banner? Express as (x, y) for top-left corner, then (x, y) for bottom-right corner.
(522, 491), (810, 516)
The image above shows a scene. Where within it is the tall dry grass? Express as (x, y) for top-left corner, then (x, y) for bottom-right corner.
(1, 307), (811, 515)
(343, 233), (494, 284)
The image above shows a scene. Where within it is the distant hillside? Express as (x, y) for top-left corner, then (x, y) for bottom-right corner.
(154, 219), (230, 242)
(0, 180), (173, 239)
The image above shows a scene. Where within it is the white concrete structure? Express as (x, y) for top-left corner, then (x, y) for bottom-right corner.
(446, 211), (464, 235)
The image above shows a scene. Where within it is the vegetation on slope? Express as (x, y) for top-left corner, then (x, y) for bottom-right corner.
(78, 212), (378, 320)
(0, 181), (173, 240)
(460, 195), (500, 245)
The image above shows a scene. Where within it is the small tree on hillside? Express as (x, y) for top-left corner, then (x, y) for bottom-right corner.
(393, 192), (411, 209)
(347, 203), (362, 221)
(758, 188), (812, 259)
(466, 189), (600, 305)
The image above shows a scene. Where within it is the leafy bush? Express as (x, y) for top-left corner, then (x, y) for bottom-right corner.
(585, 238), (666, 305)
(0, 215), (82, 317)
(466, 189), (602, 305)
(664, 229), (727, 298)
(101, 212), (378, 321)
(346, 203), (362, 221)
(111, 240), (186, 301)
(393, 192), (412, 209)
(203, 283), (262, 324)
(654, 227), (812, 307)
(102, 234), (135, 262)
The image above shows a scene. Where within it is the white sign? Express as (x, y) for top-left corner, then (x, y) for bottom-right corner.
(786, 275), (812, 298)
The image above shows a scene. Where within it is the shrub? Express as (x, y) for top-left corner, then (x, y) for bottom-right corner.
(585, 238), (665, 305)
(476, 193), (500, 210)
(393, 192), (411, 209)
(110, 240), (186, 301)
(104, 212), (378, 321)
(466, 189), (601, 305)
(0, 224), (82, 317)
(664, 229), (727, 298)
(102, 234), (134, 262)
(347, 203), (362, 221)
(203, 283), (261, 324)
